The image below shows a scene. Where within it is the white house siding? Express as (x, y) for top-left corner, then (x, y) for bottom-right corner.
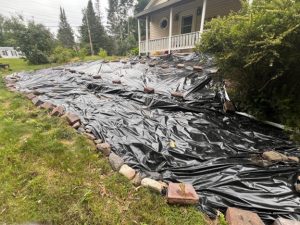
(0, 47), (23, 58)
(149, 0), (241, 40)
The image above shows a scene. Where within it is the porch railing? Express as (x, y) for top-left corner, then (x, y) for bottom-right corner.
(140, 31), (200, 54)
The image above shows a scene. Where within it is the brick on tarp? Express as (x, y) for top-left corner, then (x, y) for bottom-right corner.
(161, 64), (169, 69)
(72, 122), (81, 129)
(32, 97), (44, 106)
(50, 106), (65, 117)
(177, 64), (185, 69)
(144, 87), (155, 94)
(226, 208), (265, 225)
(263, 151), (299, 163)
(223, 100), (236, 113)
(119, 164), (136, 180)
(97, 143), (111, 156)
(171, 92), (184, 98)
(149, 63), (156, 67)
(167, 183), (199, 205)
(193, 66), (203, 72)
(66, 113), (81, 126)
(273, 218), (300, 225)
(112, 80), (121, 84)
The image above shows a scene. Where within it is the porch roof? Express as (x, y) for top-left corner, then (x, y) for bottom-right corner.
(135, 0), (195, 19)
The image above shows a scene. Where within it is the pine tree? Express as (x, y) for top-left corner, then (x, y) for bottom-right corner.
(57, 7), (75, 49)
(80, 0), (107, 54)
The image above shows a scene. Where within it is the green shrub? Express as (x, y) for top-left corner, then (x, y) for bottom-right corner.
(129, 47), (139, 56)
(50, 46), (75, 63)
(198, 0), (300, 127)
(77, 48), (88, 60)
(98, 48), (108, 58)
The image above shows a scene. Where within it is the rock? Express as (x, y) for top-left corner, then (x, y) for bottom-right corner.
(296, 175), (300, 193)
(111, 59), (120, 63)
(32, 97), (44, 106)
(167, 183), (199, 205)
(273, 218), (300, 225)
(288, 156), (299, 163)
(177, 64), (185, 69)
(97, 143), (111, 156)
(161, 64), (169, 69)
(33, 90), (43, 95)
(50, 106), (65, 117)
(26, 93), (36, 100)
(39, 102), (55, 111)
(140, 61), (146, 64)
(85, 128), (92, 133)
(72, 122), (81, 129)
(144, 87), (155, 94)
(84, 133), (96, 140)
(121, 60), (128, 64)
(141, 178), (164, 193)
(109, 152), (124, 171)
(223, 100), (236, 113)
(93, 75), (101, 79)
(66, 113), (81, 126)
(149, 63), (156, 67)
(94, 139), (103, 144)
(112, 80), (121, 84)
(119, 165), (136, 180)
(171, 92), (184, 98)
(263, 151), (289, 162)
(131, 173), (142, 186)
(193, 66), (203, 72)
(130, 61), (137, 65)
(226, 207), (265, 225)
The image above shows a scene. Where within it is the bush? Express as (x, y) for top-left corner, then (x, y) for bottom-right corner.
(129, 47), (139, 56)
(50, 46), (75, 63)
(77, 48), (88, 60)
(198, 0), (300, 127)
(98, 48), (108, 58)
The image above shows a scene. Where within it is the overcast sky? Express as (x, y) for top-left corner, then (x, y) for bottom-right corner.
(0, 0), (109, 36)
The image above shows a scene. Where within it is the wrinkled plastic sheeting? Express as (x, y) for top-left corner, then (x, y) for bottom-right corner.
(12, 56), (300, 224)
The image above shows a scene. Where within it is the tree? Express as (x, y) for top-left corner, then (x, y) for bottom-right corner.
(79, 0), (108, 55)
(57, 7), (75, 49)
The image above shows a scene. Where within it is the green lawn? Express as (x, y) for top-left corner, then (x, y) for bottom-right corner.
(0, 58), (211, 225)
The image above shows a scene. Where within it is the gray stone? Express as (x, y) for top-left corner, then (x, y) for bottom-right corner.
(32, 97), (44, 106)
(119, 164), (136, 180)
(84, 133), (96, 140)
(109, 152), (124, 171)
(141, 178), (164, 193)
(97, 143), (111, 156)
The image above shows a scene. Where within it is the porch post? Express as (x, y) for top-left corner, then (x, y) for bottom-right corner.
(200, 0), (207, 34)
(168, 7), (173, 54)
(146, 16), (149, 55)
(138, 19), (141, 56)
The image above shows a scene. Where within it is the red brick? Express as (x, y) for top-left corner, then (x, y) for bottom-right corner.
(223, 100), (235, 113)
(144, 87), (155, 94)
(226, 208), (265, 225)
(171, 92), (184, 98)
(193, 66), (203, 72)
(66, 113), (81, 126)
(50, 106), (65, 117)
(112, 80), (121, 84)
(167, 183), (199, 205)
(273, 218), (300, 225)
(32, 97), (44, 106)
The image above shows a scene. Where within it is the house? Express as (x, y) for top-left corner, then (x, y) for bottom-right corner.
(0, 47), (23, 58)
(135, 0), (248, 55)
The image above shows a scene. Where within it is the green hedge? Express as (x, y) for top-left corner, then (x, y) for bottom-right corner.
(198, 0), (300, 128)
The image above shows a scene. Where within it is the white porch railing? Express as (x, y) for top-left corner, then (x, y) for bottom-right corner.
(140, 31), (200, 54)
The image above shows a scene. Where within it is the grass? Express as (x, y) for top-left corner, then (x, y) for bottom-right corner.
(0, 58), (212, 225)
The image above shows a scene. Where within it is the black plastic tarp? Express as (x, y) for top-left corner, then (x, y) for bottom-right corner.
(11, 55), (300, 224)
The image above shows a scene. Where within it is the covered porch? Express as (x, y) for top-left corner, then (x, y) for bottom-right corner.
(136, 0), (242, 55)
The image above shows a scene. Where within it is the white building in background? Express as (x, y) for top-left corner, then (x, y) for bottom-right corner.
(0, 47), (23, 58)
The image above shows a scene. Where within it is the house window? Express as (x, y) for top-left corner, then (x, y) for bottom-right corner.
(160, 18), (168, 29)
(181, 15), (193, 34)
